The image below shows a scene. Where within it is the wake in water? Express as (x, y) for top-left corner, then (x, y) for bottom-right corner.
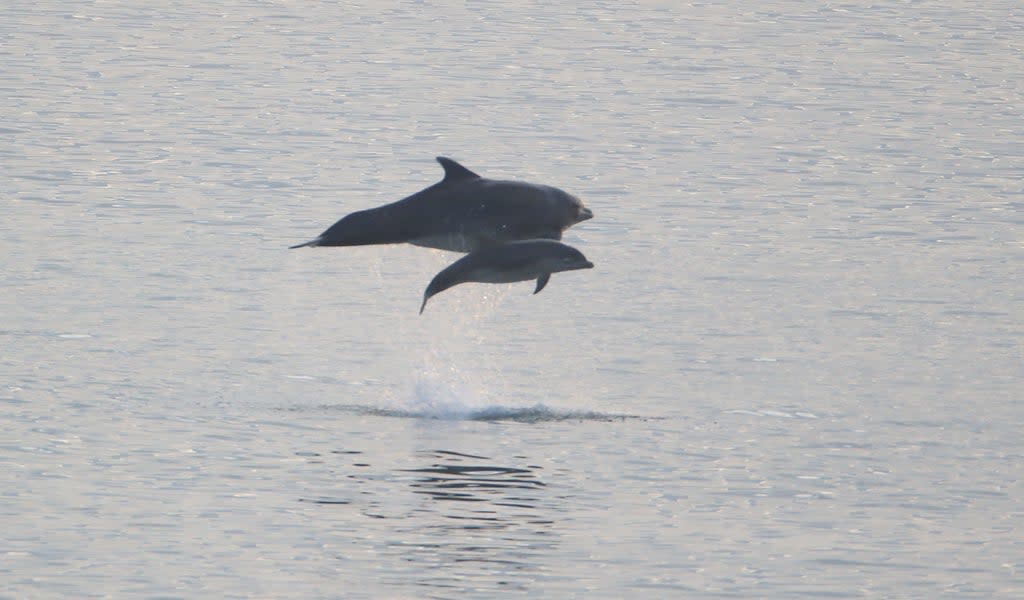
(291, 354), (642, 421)
(318, 401), (637, 423)
(316, 371), (637, 422)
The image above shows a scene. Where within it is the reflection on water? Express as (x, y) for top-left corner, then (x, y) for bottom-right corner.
(299, 448), (559, 594)
(394, 450), (556, 592)
(395, 448), (557, 589)
(405, 449), (547, 511)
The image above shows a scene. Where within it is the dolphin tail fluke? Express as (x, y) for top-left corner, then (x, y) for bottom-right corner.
(534, 273), (551, 294)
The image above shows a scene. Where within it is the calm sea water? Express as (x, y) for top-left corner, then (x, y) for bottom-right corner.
(3, 2), (1021, 598)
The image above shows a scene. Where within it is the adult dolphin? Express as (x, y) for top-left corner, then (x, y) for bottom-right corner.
(419, 239), (594, 314)
(289, 157), (593, 252)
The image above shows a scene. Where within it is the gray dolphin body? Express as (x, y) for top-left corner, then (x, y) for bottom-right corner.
(290, 157), (593, 252)
(420, 240), (594, 314)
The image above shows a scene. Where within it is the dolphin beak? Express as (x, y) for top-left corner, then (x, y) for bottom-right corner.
(582, 260), (594, 269)
(576, 207), (594, 223)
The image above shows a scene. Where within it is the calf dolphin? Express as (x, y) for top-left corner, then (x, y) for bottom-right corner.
(290, 157), (593, 252)
(419, 240), (593, 314)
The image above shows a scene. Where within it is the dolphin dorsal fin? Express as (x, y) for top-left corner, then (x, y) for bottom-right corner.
(436, 157), (480, 182)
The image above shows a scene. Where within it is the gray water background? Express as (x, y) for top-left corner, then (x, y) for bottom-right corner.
(2, 1), (1022, 598)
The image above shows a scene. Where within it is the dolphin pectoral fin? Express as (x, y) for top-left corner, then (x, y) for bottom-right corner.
(419, 296), (428, 315)
(534, 274), (551, 294)
(289, 238), (319, 249)
(436, 157), (481, 182)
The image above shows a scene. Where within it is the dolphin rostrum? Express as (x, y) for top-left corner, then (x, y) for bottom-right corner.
(290, 157), (593, 252)
(419, 239), (594, 314)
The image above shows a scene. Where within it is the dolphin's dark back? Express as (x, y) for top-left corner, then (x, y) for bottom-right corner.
(312, 204), (414, 247)
(291, 157), (592, 252)
(452, 239), (582, 271)
(399, 180), (577, 251)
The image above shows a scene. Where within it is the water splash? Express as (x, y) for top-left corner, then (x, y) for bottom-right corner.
(298, 248), (631, 422)
(396, 354), (634, 421)
(406, 370), (488, 419)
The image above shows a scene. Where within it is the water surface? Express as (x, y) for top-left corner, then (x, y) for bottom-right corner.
(2, 2), (1021, 598)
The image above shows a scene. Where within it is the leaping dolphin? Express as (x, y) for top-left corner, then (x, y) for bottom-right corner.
(289, 157), (593, 252)
(419, 239), (594, 314)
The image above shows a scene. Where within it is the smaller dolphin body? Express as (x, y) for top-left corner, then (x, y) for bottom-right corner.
(290, 157), (593, 253)
(420, 240), (593, 314)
